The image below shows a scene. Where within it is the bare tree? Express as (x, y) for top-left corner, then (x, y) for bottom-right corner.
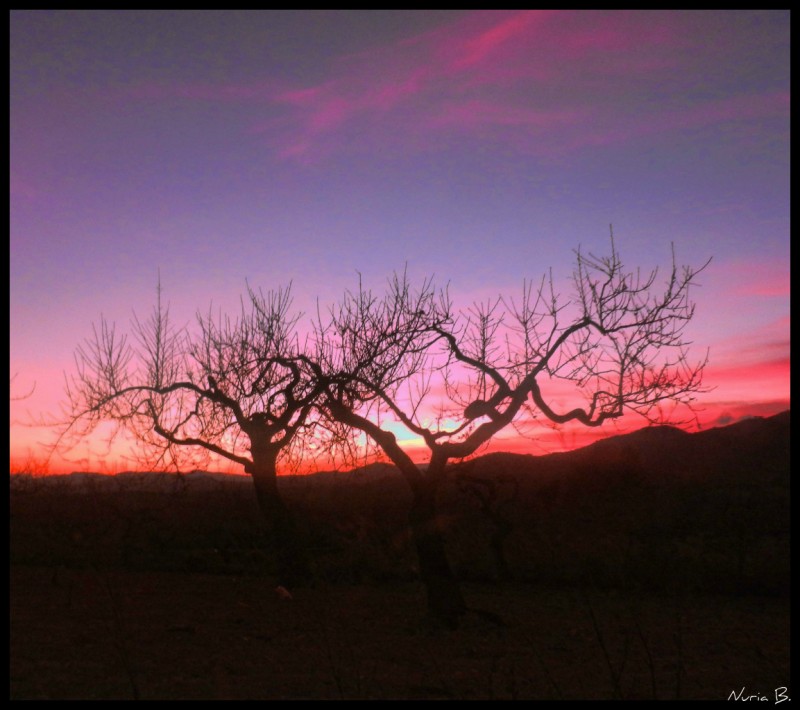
(61, 281), (321, 587)
(315, 239), (709, 628)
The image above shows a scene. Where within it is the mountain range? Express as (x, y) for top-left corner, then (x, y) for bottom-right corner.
(11, 410), (789, 494)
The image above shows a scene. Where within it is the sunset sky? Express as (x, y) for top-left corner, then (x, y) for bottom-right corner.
(10, 10), (789, 474)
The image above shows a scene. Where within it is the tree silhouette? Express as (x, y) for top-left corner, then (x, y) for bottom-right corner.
(314, 239), (709, 628)
(61, 237), (709, 626)
(62, 282), (320, 587)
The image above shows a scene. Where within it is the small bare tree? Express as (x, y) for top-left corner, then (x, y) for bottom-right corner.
(62, 282), (321, 586)
(315, 238), (709, 628)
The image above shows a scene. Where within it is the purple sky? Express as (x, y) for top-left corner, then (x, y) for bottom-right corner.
(10, 10), (790, 472)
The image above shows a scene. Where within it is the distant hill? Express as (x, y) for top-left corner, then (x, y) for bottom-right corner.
(11, 411), (789, 595)
(450, 410), (789, 489)
(11, 411), (789, 493)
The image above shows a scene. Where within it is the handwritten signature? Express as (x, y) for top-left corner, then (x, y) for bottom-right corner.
(728, 687), (790, 703)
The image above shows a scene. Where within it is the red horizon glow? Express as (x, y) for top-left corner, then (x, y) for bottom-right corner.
(9, 259), (790, 475)
(10, 12), (789, 476)
(10, 362), (790, 476)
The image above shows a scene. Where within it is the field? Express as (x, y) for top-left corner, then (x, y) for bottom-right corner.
(11, 567), (789, 700)
(10, 413), (790, 700)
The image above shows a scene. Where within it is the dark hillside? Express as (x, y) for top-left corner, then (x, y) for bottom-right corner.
(10, 412), (790, 595)
(10, 412), (790, 700)
(442, 412), (789, 595)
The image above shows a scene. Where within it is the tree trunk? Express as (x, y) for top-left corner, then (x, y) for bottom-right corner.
(408, 479), (466, 629)
(248, 453), (311, 588)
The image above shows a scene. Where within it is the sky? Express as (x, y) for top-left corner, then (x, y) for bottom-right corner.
(10, 10), (790, 474)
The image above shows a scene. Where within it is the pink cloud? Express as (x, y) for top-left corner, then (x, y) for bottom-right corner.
(709, 260), (790, 300)
(452, 11), (548, 69)
(705, 356), (790, 384)
(124, 11), (787, 165)
(735, 339), (791, 364)
(261, 11), (785, 162)
(730, 264), (790, 298)
(699, 356), (790, 414)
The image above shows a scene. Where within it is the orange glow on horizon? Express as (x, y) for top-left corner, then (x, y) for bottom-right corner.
(11, 397), (790, 477)
(10, 12), (789, 483)
(10, 337), (790, 477)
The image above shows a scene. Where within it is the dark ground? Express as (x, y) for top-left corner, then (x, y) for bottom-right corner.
(10, 412), (790, 700)
(10, 566), (789, 700)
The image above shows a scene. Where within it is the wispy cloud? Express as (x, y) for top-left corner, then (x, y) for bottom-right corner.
(124, 11), (789, 164)
(451, 11), (545, 70)
(704, 356), (790, 385)
(708, 259), (790, 300)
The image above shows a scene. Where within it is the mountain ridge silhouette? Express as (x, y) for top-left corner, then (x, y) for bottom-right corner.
(12, 410), (788, 493)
